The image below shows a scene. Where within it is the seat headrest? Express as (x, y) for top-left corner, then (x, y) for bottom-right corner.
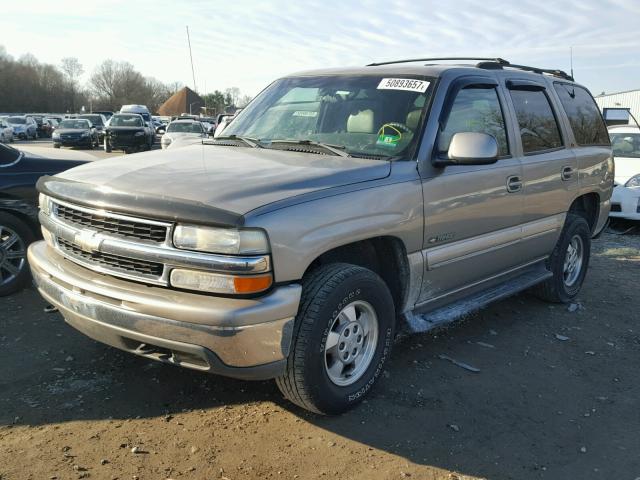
(406, 109), (422, 130)
(347, 109), (375, 133)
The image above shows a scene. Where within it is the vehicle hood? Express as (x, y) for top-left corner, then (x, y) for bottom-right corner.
(613, 156), (640, 185)
(107, 126), (145, 131)
(50, 144), (391, 219)
(165, 132), (203, 139)
(55, 128), (90, 134)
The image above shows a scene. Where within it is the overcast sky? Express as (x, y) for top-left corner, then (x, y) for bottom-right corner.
(2, 0), (640, 97)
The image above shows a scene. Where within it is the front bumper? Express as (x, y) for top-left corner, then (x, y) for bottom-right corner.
(610, 186), (640, 221)
(108, 135), (146, 149)
(28, 241), (302, 380)
(55, 136), (92, 147)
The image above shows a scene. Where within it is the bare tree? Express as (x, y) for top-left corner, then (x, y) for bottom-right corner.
(60, 57), (84, 111)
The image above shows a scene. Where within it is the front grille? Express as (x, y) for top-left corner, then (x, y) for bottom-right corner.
(611, 203), (622, 212)
(55, 203), (168, 243)
(57, 238), (164, 278)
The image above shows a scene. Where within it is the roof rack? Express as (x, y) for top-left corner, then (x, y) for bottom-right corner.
(366, 57), (509, 67)
(365, 57), (574, 81)
(478, 61), (574, 81)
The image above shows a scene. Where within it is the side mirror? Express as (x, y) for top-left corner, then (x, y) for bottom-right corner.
(439, 132), (498, 166)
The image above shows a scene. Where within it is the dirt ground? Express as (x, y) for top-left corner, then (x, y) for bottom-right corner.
(1, 228), (639, 480)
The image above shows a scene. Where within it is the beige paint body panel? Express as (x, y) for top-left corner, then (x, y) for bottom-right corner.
(418, 157), (523, 302)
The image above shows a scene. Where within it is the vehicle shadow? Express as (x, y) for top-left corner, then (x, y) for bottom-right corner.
(1, 236), (639, 479)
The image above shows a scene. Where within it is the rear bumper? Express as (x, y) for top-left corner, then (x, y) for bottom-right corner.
(28, 241), (302, 380)
(609, 186), (640, 221)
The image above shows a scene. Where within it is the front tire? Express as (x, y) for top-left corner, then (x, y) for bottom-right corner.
(276, 263), (395, 415)
(0, 212), (35, 296)
(533, 213), (591, 303)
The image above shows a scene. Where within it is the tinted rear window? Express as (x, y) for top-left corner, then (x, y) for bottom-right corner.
(553, 83), (609, 146)
(510, 89), (563, 154)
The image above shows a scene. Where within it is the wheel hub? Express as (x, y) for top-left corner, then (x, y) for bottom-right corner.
(335, 321), (365, 364)
(324, 300), (379, 387)
(0, 225), (26, 286)
(563, 234), (584, 287)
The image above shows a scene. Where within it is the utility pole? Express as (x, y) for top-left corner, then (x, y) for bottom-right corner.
(186, 26), (197, 92)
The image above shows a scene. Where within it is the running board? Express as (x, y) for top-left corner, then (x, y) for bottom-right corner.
(403, 264), (552, 333)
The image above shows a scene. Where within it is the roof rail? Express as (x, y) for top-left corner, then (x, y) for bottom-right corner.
(366, 57), (574, 81)
(366, 57), (509, 67)
(478, 61), (574, 81)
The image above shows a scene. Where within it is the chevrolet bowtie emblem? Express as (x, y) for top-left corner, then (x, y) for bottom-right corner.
(74, 230), (103, 253)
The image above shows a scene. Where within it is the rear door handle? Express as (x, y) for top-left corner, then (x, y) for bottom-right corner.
(506, 175), (523, 193)
(561, 166), (574, 181)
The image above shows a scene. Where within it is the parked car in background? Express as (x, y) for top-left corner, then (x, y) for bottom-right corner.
(161, 119), (207, 149)
(0, 142), (89, 295)
(28, 59), (612, 414)
(609, 124), (640, 220)
(104, 113), (154, 153)
(52, 119), (100, 149)
(93, 111), (114, 121)
(0, 118), (14, 143)
(120, 105), (155, 144)
(78, 114), (108, 142)
(45, 118), (59, 132)
(37, 118), (53, 138)
(6, 116), (37, 140)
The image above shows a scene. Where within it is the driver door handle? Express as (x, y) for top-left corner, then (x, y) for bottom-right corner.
(506, 175), (523, 193)
(561, 166), (574, 181)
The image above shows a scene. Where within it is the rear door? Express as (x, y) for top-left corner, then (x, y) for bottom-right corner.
(504, 79), (577, 262)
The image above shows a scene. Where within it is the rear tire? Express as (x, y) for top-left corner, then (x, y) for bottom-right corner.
(0, 212), (35, 296)
(533, 213), (591, 303)
(276, 263), (395, 415)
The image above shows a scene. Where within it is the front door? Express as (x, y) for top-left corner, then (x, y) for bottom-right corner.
(418, 80), (524, 305)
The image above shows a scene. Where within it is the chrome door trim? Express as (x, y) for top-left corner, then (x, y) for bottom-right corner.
(424, 213), (565, 270)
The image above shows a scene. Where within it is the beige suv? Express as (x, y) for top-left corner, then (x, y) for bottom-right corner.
(28, 57), (613, 414)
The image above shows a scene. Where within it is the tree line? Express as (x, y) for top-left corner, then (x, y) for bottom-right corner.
(0, 46), (250, 115)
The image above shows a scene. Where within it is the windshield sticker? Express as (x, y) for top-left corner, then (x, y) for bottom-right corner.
(376, 124), (403, 148)
(292, 111), (318, 117)
(377, 78), (430, 93)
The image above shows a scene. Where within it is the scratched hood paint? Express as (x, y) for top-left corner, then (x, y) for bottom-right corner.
(57, 144), (391, 214)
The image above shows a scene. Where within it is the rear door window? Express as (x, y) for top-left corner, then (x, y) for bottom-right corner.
(509, 89), (563, 154)
(553, 83), (609, 146)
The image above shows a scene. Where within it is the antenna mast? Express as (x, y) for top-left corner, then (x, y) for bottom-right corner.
(186, 25), (197, 92)
(570, 46), (574, 80)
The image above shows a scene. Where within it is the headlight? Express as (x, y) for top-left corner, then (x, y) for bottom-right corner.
(170, 269), (272, 294)
(38, 193), (51, 215)
(173, 225), (269, 255)
(625, 175), (640, 188)
(52, 132), (60, 139)
(134, 131), (145, 137)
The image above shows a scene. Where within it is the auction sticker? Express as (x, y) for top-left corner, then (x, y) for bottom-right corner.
(377, 78), (430, 93)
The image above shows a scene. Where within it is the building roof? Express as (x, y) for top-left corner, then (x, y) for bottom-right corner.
(157, 87), (204, 116)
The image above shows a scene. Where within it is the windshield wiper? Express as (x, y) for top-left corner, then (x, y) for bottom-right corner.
(206, 135), (263, 148)
(266, 139), (350, 157)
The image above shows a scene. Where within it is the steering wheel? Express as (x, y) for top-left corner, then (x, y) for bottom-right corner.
(378, 122), (413, 135)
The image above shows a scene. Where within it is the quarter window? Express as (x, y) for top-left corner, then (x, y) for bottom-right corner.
(439, 87), (509, 156)
(553, 83), (609, 146)
(510, 89), (563, 154)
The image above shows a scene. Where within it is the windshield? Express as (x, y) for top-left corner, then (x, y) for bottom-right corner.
(79, 115), (103, 126)
(110, 115), (143, 127)
(610, 132), (640, 159)
(167, 122), (203, 133)
(59, 120), (91, 129)
(224, 75), (434, 158)
(7, 117), (26, 124)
